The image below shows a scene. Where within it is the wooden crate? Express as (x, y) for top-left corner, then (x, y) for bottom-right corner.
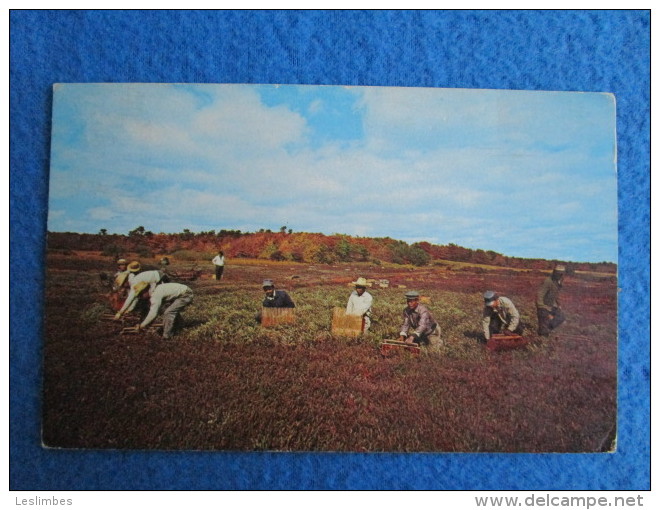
(331, 307), (363, 337)
(261, 307), (296, 327)
(486, 333), (528, 352)
(380, 340), (421, 357)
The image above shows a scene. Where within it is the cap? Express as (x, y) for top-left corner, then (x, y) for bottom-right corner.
(554, 265), (566, 273)
(117, 258), (128, 265)
(483, 290), (499, 306)
(405, 291), (420, 300)
(262, 279), (275, 288)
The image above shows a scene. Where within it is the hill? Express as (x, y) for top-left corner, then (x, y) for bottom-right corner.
(47, 229), (617, 274)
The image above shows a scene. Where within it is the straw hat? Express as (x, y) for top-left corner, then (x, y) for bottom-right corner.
(127, 261), (141, 273)
(352, 277), (368, 287)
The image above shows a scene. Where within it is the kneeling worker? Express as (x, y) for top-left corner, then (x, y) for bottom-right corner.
(136, 281), (194, 339)
(399, 291), (441, 349)
(482, 290), (521, 341)
(262, 279), (295, 308)
(346, 277), (373, 331)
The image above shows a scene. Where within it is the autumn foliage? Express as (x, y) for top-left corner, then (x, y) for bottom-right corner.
(48, 229), (617, 273)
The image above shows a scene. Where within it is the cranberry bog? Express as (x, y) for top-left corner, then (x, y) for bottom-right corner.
(43, 252), (617, 452)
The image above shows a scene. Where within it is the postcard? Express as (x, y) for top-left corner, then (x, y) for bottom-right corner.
(43, 84), (617, 452)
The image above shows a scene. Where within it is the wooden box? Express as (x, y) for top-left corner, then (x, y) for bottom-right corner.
(331, 307), (364, 337)
(261, 307), (296, 327)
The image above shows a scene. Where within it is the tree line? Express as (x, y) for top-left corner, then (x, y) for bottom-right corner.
(47, 228), (617, 273)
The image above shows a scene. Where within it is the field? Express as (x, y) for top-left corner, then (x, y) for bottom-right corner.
(42, 252), (617, 452)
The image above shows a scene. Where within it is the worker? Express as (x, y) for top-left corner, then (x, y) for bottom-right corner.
(261, 279), (295, 308)
(212, 250), (225, 280)
(346, 277), (373, 331)
(135, 281), (194, 339)
(536, 264), (567, 336)
(114, 268), (169, 319)
(399, 291), (442, 349)
(255, 279), (295, 323)
(482, 290), (521, 341)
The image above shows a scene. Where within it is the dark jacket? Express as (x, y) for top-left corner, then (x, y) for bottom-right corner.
(536, 276), (562, 312)
(263, 290), (295, 308)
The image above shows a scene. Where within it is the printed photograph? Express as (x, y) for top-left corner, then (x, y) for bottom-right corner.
(43, 83), (617, 452)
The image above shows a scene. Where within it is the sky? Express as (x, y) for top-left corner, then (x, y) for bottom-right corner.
(48, 83), (618, 263)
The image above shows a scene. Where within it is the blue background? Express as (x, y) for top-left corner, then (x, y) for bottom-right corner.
(10, 10), (650, 490)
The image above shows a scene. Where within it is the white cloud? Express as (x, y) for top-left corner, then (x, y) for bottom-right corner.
(48, 84), (618, 262)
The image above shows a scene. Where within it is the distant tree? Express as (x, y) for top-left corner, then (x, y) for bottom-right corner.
(98, 228), (107, 236)
(129, 226), (146, 237)
(408, 244), (430, 266)
(280, 225), (288, 234)
(287, 228), (293, 234)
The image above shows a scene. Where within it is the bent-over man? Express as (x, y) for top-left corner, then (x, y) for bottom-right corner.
(137, 281), (194, 339)
(482, 290), (521, 341)
(115, 269), (169, 319)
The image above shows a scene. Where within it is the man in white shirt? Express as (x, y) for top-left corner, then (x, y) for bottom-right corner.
(114, 269), (168, 318)
(137, 282), (194, 339)
(212, 251), (225, 280)
(346, 277), (373, 331)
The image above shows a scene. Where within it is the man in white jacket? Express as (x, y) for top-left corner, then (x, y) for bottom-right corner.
(211, 251), (225, 280)
(114, 269), (169, 319)
(137, 281), (194, 339)
(346, 277), (373, 331)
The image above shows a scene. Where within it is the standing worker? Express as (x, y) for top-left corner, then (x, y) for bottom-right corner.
(481, 291), (521, 341)
(135, 281), (194, 339)
(346, 277), (373, 331)
(212, 250), (225, 280)
(536, 264), (567, 336)
(399, 291), (442, 350)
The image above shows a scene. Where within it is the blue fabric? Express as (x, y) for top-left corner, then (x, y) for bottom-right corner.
(10, 10), (649, 490)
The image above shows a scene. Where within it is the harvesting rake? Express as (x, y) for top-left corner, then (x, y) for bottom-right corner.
(380, 339), (421, 357)
(120, 322), (164, 335)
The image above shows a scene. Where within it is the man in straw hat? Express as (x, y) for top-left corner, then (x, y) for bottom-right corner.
(399, 291), (442, 350)
(114, 266), (170, 319)
(346, 277), (373, 331)
(536, 264), (567, 336)
(481, 290), (521, 341)
(134, 281), (194, 339)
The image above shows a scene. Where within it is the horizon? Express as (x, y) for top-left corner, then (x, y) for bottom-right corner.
(48, 84), (618, 263)
(47, 228), (617, 265)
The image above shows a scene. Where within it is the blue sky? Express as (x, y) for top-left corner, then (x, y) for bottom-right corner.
(48, 83), (617, 263)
